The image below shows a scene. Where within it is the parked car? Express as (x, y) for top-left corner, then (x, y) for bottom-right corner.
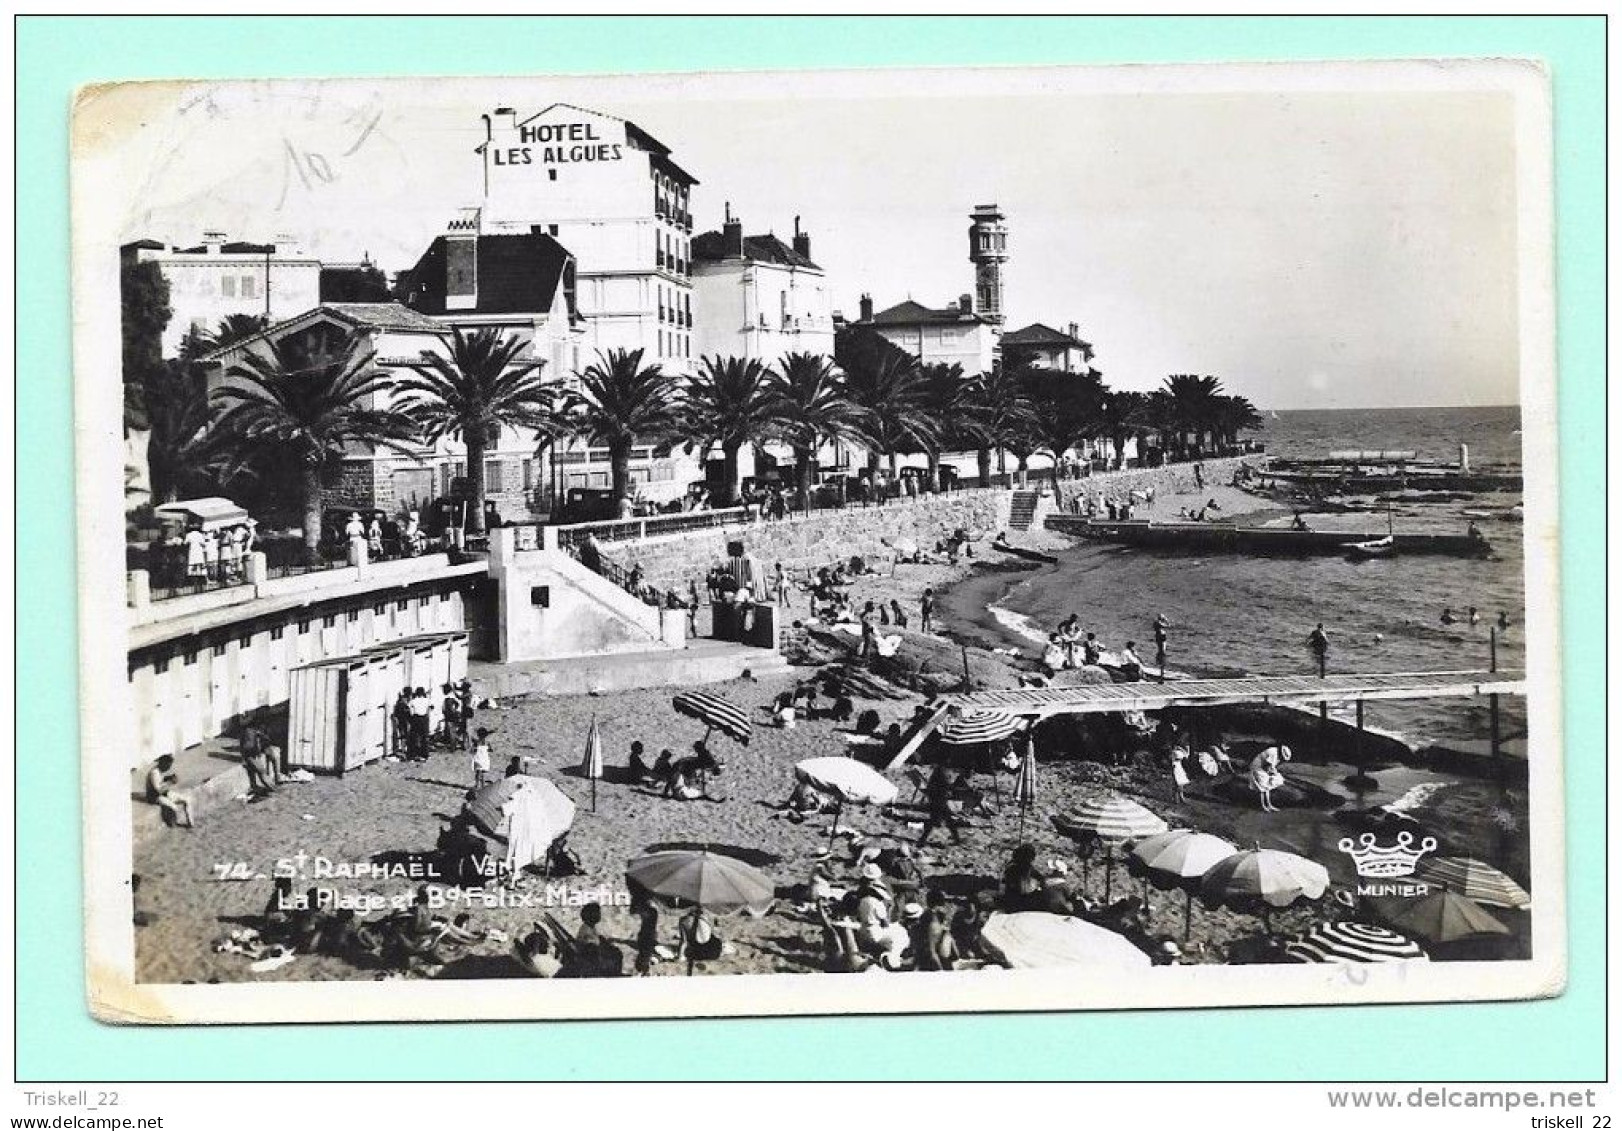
(556, 487), (621, 524)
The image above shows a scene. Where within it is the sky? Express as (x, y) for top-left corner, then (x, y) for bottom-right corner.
(101, 67), (1525, 410)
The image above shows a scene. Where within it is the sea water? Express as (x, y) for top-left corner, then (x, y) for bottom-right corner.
(989, 406), (1527, 749)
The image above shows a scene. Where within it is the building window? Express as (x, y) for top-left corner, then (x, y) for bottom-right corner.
(183, 651), (197, 665)
(397, 599), (408, 611)
(347, 610), (359, 622)
(211, 643), (226, 657)
(522, 458), (535, 490)
(322, 614), (336, 628)
(297, 619), (309, 634)
(153, 657), (169, 674)
(221, 275), (236, 297)
(485, 459), (504, 492)
(373, 601), (386, 615)
(241, 274), (257, 298)
(270, 626), (284, 641)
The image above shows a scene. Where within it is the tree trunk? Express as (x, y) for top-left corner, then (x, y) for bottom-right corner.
(610, 440), (632, 508)
(302, 463), (323, 565)
(794, 445), (813, 513)
(466, 430), (487, 535)
(721, 440), (742, 508)
(927, 448), (942, 494)
(1016, 453), (1029, 488)
(977, 447), (992, 488)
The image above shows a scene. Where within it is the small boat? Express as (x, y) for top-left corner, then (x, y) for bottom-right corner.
(991, 540), (1059, 565)
(1345, 535), (1396, 559)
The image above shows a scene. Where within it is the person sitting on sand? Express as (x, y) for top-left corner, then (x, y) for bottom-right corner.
(911, 888), (960, 972)
(1118, 641), (1145, 681)
(627, 741), (652, 784)
(775, 779), (829, 822)
(512, 926), (563, 978)
(665, 742), (723, 802)
(1000, 844), (1056, 913)
(676, 907), (724, 975)
(1082, 632), (1103, 666)
(1041, 634), (1067, 674)
(853, 863), (909, 969)
(817, 893), (872, 973)
(145, 755), (195, 828)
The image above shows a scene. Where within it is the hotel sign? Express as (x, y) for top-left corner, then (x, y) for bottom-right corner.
(490, 120), (625, 168)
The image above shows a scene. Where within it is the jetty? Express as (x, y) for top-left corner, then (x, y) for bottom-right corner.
(886, 669), (1525, 769)
(1043, 516), (1492, 557)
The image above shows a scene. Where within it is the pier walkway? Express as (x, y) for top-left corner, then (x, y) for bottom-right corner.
(885, 669), (1524, 769)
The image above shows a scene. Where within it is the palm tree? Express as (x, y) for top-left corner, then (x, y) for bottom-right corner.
(917, 362), (981, 492)
(842, 349), (938, 484)
(215, 325), (418, 563)
(1142, 389), (1181, 463)
(1208, 394), (1264, 451)
(768, 352), (869, 512)
(681, 355), (780, 508)
(963, 365), (1036, 486)
(142, 361), (232, 504)
(564, 348), (682, 512)
(1160, 373), (1227, 456)
(395, 326), (560, 535)
(1097, 389), (1148, 469)
(1021, 367), (1106, 489)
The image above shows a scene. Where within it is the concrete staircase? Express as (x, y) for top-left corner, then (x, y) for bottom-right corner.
(1007, 490), (1041, 531)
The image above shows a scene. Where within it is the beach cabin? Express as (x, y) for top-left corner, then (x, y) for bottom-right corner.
(285, 650), (407, 774)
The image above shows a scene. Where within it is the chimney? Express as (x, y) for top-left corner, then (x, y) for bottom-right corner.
(859, 293), (874, 322)
(202, 231), (226, 255)
(959, 294), (973, 314)
(1068, 321), (1079, 340)
(793, 215), (811, 261)
(722, 201), (744, 258)
(445, 208), (480, 311)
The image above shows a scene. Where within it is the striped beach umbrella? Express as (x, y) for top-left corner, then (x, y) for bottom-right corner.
(1012, 741), (1038, 841)
(579, 715), (603, 811)
(1128, 829), (1238, 939)
(1285, 921), (1429, 964)
(1200, 847), (1331, 933)
(1053, 793), (1169, 903)
(937, 708), (1024, 746)
(1415, 856), (1530, 910)
(672, 691), (752, 746)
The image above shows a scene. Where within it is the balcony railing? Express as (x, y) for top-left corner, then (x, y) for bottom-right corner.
(554, 507), (752, 550)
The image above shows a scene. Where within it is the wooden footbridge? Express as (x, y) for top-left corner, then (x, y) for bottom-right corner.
(885, 669), (1526, 770)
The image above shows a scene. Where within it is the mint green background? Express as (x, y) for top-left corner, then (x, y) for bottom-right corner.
(17, 16), (1604, 1081)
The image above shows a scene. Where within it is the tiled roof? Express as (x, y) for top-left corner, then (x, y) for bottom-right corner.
(691, 230), (820, 271)
(399, 232), (576, 318)
(1003, 322), (1086, 348)
(862, 299), (989, 327)
(322, 303), (446, 331)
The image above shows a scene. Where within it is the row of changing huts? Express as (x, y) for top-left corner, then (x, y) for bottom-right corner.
(129, 587), (468, 765)
(286, 631), (469, 775)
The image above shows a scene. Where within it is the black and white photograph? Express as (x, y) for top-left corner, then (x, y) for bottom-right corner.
(72, 59), (1562, 1023)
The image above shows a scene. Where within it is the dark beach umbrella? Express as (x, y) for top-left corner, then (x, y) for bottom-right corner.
(1368, 890), (1508, 947)
(625, 849), (775, 915)
(672, 691), (752, 746)
(1285, 921), (1429, 964)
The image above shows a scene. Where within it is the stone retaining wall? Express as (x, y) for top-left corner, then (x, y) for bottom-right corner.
(598, 489), (1014, 593)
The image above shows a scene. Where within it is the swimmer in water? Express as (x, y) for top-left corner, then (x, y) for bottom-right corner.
(1497, 611), (1511, 631)
(1468, 606), (1481, 626)
(1441, 607), (1456, 626)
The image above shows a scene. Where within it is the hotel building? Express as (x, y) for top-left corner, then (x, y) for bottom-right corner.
(476, 103), (702, 503)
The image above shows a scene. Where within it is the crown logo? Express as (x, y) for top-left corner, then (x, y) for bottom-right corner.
(1336, 831), (1438, 878)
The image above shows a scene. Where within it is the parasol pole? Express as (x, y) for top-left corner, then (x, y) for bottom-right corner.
(1184, 889), (1194, 941)
(827, 797), (844, 854)
(590, 713), (598, 813)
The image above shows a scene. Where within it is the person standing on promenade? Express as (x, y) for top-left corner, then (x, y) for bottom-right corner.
(920, 587), (936, 634)
(1307, 623), (1331, 676)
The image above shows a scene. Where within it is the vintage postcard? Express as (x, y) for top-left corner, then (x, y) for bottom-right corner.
(74, 59), (1562, 1024)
